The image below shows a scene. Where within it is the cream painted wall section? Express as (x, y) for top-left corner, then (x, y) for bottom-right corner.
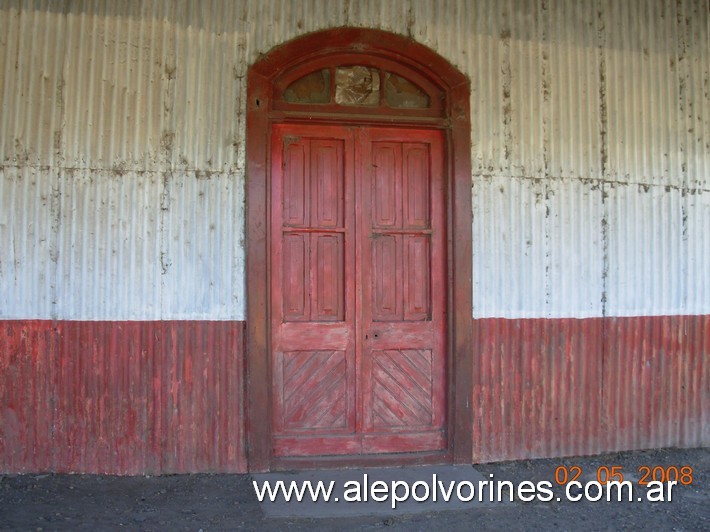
(0, 0), (708, 319)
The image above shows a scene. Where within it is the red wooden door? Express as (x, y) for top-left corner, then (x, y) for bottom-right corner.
(270, 123), (446, 457)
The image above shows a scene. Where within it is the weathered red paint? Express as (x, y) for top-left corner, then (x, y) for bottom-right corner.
(0, 320), (245, 474)
(247, 27), (473, 471)
(603, 315), (710, 452)
(472, 316), (709, 463)
(472, 318), (604, 462)
(270, 125), (447, 457)
(1, 316), (706, 473)
(360, 128), (447, 454)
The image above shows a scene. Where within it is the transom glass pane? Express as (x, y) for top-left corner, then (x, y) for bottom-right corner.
(283, 69), (331, 104)
(335, 66), (380, 106)
(385, 72), (430, 108)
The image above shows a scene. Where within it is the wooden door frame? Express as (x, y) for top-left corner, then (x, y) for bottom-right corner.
(245, 28), (472, 472)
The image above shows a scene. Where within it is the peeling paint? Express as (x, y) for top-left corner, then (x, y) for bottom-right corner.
(597, 3), (608, 177)
(0, 0), (708, 322)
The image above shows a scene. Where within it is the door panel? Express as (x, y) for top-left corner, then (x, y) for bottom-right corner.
(271, 125), (356, 457)
(271, 124), (445, 457)
(314, 234), (344, 320)
(404, 235), (430, 320)
(372, 235), (400, 320)
(403, 145), (431, 228)
(279, 350), (348, 430)
(311, 140), (344, 228)
(371, 144), (401, 227)
(371, 349), (433, 428)
(360, 129), (446, 453)
(281, 233), (308, 321)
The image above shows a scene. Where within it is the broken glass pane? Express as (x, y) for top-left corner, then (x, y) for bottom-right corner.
(283, 69), (331, 104)
(385, 72), (430, 109)
(335, 66), (380, 106)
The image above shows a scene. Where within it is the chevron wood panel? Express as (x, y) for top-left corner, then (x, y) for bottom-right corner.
(281, 350), (348, 430)
(372, 349), (433, 428)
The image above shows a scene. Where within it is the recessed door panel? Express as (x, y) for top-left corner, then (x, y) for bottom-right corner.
(404, 235), (431, 320)
(279, 350), (348, 430)
(282, 233), (308, 321)
(371, 349), (433, 428)
(311, 140), (344, 228)
(372, 235), (400, 321)
(271, 124), (446, 457)
(314, 234), (345, 321)
(372, 144), (401, 228)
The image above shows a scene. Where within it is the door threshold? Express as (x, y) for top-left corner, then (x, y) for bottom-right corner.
(269, 450), (451, 472)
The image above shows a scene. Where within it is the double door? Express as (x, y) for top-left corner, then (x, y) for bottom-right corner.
(270, 123), (447, 457)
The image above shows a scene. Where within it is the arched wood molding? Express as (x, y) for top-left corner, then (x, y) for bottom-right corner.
(246, 28), (472, 471)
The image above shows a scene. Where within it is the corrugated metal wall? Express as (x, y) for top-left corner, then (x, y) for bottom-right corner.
(0, 320), (245, 473)
(1, 1), (248, 320)
(603, 315), (709, 452)
(1, 0), (708, 471)
(1, 0), (707, 319)
(473, 315), (709, 462)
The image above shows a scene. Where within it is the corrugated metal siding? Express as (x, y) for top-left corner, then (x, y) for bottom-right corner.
(605, 182), (687, 316)
(170, 0), (247, 173)
(473, 318), (604, 462)
(159, 170), (245, 320)
(0, 320), (246, 474)
(0, 3), (66, 169)
(603, 184), (710, 317)
(1, 167), (245, 320)
(603, 0), (710, 187)
(473, 315), (709, 463)
(686, 190), (710, 313)
(1, 1), (248, 173)
(0, 166), (58, 318)
(2, 0), (707, 180)
(603, 315), (710, 451)
(0, 0), (709, 472)
(60, 2), (171, 172)
(3, 317), (705, 472)
(472, 175), (605, 318)
(55, 169), (163, 320)
(2, 0), (707, 320)
(0, 320), (57, 470)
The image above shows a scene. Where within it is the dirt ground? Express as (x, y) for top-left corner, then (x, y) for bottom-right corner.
(1, 447), (707, 531)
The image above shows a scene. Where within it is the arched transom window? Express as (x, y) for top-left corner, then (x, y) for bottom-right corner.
(272, 54), (444, 117)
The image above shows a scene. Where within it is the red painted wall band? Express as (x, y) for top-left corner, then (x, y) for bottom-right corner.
(472, 316), (709, 462)
(1, 317), (707, 473)
(0, 321), (246, 474)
